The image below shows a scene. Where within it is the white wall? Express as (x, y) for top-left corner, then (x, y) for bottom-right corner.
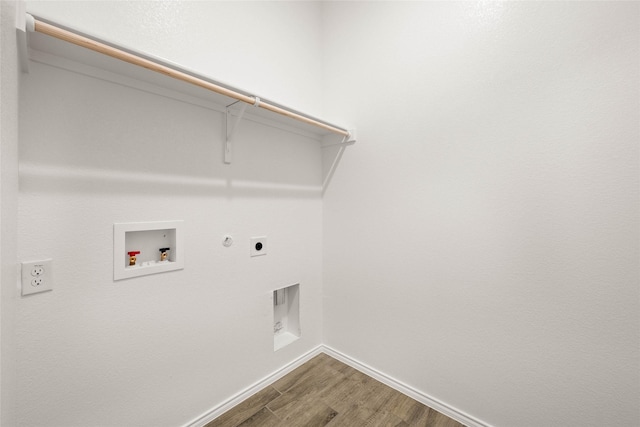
(1, 1), (20, 425)
(322, 2), (639, 427)
(28, 0), (325, 118)
(11, 1), (325, 426)
(6, 2), (640, 426)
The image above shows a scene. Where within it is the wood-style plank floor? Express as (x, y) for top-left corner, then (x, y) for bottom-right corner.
(205, 353), (465, 427)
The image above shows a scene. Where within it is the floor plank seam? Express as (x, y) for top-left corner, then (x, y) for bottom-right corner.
(205, 353), (465, 427)
(265, 405), (280, 420)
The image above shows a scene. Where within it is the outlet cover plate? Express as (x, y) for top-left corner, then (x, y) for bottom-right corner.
(250, 236), (267, 257)
(21, 259), (53, 296)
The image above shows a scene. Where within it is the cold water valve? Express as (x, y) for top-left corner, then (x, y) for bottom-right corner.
(159, 247), (170, 262)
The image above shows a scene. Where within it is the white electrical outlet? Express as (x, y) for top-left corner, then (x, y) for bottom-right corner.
(250, 236), (267, 257)
(21, 259), (53, 296)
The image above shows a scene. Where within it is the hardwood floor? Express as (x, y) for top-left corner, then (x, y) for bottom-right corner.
(205, 353), (465, 427)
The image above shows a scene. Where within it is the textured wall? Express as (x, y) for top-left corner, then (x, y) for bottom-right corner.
(322, 2), (639, 426)
(28, 0), (324, 118)
(1, 0), (20, 424)
(9, 2), (640, 426)
(14, 2), (325, 426)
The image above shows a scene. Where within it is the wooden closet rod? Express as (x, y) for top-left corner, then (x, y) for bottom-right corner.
(31, 17), (351, 138)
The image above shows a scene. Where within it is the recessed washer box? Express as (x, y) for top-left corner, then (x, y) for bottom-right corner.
(273, 283), (300, 351)
(114, 220), (184, 280)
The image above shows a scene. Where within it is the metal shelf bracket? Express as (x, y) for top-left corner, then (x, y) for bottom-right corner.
(322, 129), (357, 148)
(16, 4), (34, 73)
(224, 97), (261, 164)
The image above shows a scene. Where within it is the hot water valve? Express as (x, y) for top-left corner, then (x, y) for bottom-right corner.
(127, 251), (140, 266)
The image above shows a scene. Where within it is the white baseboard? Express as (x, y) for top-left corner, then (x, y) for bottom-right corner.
(321, 345), (491, 427)
(182, 344), (490, 427)
(182, 345), (324, 427)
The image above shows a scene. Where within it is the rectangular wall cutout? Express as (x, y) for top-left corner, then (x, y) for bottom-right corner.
(273, 283), (300, 351)
(114, 220), (184, 280)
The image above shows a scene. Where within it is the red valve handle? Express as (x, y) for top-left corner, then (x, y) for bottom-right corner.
(127, 251), (140, 256)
